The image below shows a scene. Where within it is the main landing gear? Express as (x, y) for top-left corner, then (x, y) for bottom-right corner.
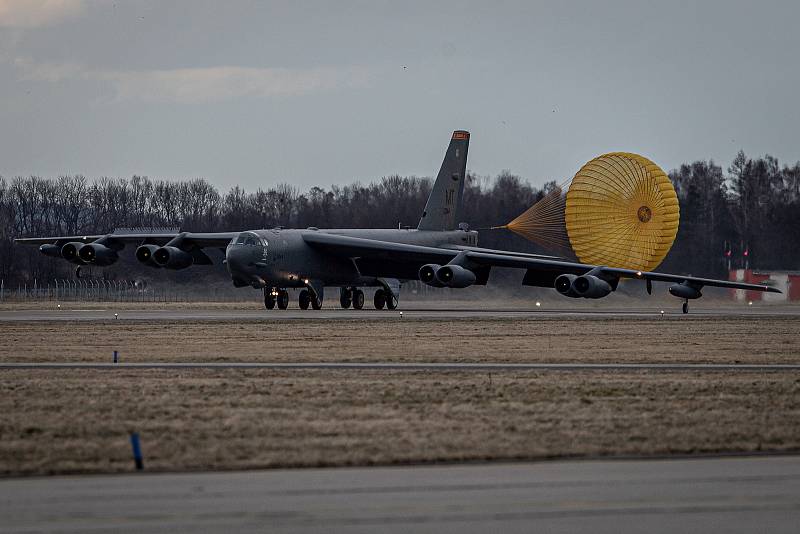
(373, 288), (397, 310)
(263, 286), (394, 311)
(299, 289), (322, 310)
(264, 288), (289, 310)
(339, 287), (365, 310)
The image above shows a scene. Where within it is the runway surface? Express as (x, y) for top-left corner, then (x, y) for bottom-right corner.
(1, 305), (799, 322)
(2, 362), (799, 371)
(2, 455), (798, 533)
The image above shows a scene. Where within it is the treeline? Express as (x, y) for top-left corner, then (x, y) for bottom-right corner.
(1, 150), (799, 285)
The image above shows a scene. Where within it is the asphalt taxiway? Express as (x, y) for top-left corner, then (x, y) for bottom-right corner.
(2, 455), (798, 533)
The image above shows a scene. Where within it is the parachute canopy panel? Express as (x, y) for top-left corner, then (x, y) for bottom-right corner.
(565, 152), (679, 272)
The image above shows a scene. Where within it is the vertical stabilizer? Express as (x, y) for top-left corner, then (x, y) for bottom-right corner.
(417, 130), (469, 231)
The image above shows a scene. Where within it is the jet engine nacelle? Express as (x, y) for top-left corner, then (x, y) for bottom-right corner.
(153, 246), (194, 270)
(39, 244), (62, 258)
(135, 244), (162, 268)
(554, 274), (581, 298)
(419, 264), (445, 287)
(60, 242), (87, 264)
(668, 282), (702, 300)
(572, 275), (613, 299)
(77, 243), (119, 266)
(436, 265), (477, 288)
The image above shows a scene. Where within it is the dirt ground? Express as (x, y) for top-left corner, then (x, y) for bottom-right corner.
(1, 312), (799, 475)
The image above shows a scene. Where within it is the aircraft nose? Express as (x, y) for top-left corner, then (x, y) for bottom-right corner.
(225, 246), (255, 287)
(225, 246), (246, 274)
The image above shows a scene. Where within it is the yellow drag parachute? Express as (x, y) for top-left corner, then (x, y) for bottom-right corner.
(505, 152), (680, 272)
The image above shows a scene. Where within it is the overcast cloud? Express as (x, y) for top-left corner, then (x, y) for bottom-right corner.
(1, 0), (798, 190)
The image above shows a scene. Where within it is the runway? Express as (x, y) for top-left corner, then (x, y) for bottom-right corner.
(2, 362), (800, 371)
(1, 305), (799, 322)
(2, 455), (798, 533)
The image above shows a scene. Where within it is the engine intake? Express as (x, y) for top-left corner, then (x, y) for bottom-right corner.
(572, 275), (613, 299)
(419, 264), (444, 287)
(436, 265), (477, 288)
(554, 274), (580, 298)
(135, 244), (162, 268)
(78, 243), (119, 266)
(152, 246), (193, 270)
(60, 242), (87, 264)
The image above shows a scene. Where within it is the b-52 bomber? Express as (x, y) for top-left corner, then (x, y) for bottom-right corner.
(16, 130), (779, 312)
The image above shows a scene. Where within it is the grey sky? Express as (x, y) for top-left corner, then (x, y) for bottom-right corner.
(1, 0), (798, 191)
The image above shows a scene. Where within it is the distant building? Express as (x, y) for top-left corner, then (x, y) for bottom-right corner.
(729, 270), (800, 302)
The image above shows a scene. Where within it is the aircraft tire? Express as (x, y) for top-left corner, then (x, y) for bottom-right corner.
(277, 289), (289, 310)
(352, 289), (365, 310)
(311, 295), (323, 310)
(385, 293), (397, 310)
(682, 300), (689, 314)
(264, 289), (276, 310)
(340, 288), (352, 309)
(299, 289), (310, 310)
(373, 289), (386, 310)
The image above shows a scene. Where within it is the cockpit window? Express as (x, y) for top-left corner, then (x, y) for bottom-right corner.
(233, 231), (262, 246)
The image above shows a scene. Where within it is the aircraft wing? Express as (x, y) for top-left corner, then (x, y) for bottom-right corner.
(14, 232), (237, 248)
(303, 232), (780, 294)
(303, 232), (460, 262)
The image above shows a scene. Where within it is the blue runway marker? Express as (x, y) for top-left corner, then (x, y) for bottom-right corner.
(130, 433), (143, 470)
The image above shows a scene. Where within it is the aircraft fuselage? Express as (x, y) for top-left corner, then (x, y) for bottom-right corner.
(225, 228), (478, 289)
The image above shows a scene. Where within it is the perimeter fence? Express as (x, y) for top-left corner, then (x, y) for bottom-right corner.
(0, 278), (260, 303)
(0, 278), (446, 303)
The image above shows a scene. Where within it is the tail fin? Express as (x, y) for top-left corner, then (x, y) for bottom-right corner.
(417, 130), (469, 231)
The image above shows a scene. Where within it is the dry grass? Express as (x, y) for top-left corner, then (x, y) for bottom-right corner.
(1, 314), (799, 476)
(1, 315), (799, 364)
(1, 369), (798, 476)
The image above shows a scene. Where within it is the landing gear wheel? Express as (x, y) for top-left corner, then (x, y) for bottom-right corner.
(75, 266), (82, 279)
(311, 293), (323, 310)
(264, 288), (276, 310)
(385, 293), (397, 310)
(352, 289), (365, 310)
(340, 288), (352, 309)
(682, 300), (689, 314)
(373, 288), (386, 310)
(299, 289), (310, 310)
(277, 289), (289, 310)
